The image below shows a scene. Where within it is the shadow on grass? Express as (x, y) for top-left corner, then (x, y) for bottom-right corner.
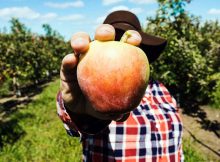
(0, 98), (32, 118)
(0, 80), (51, 118)
(181, 102), (220, 158)
(183, 125), (220, 157)
(183, 104), (220, 138)
(0, 79), (53, 149)
(0, 112), (35, 149)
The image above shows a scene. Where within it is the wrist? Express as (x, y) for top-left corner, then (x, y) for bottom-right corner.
(66, 108), (111, 134)
(59, 91), (111, 134)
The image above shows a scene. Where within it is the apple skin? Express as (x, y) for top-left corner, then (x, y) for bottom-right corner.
(77, 40), (150, 114)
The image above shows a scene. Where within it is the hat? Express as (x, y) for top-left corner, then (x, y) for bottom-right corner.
(103, 10), (167, 63)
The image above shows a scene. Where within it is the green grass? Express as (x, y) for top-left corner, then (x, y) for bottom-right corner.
(0, 79), (82, 162)
(0, 79), (205, 162)
(183, 139), (206, 162)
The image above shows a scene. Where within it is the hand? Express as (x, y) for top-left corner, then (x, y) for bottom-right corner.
(60, 24), (142, 121)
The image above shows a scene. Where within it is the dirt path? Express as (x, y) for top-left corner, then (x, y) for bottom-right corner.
(180, 106), (220, 161)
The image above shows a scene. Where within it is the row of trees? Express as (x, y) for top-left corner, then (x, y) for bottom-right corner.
(146, 0), (220, 109)
(0, 18), (71, 97)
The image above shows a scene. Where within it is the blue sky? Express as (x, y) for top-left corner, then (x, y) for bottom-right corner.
(0, 0), (220, 40)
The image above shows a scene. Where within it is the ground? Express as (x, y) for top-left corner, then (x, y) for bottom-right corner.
(0, 88), (220, 161)
(180, 106), (220, 161)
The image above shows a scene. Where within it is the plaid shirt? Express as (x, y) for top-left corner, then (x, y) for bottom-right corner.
(57, 80), (184, 162)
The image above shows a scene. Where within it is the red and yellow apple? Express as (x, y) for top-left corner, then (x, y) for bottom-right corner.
(77, 40), (150, 114)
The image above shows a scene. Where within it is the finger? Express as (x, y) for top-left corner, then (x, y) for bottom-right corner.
(71, 32), (90, 55)
(121, 30), (142, 46)
(60, 74), (83, 113)
(95, 24), (115, 41)
(60, 80), (80, 104)
(60, 53), (84, 112)
(60, 54), (80, 106)
(60, 53), (78, 82)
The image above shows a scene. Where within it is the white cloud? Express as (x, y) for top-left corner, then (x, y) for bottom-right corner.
(44, 1), (84, 9)
(39, 13), (58, 23)
(109, 5), (129, 12)
(129, 0), (156, 4)
(208, 8), (220, 15)
(130, 8), (143, 14)
(0, 6), (85, 23)
(41, 13), (58, 20)
(102, 0), (124, 6)
(95, 6), (144, 27)
(108, 5), (143, 15)
(59, 14), (84, 21)
(0, 7), (60, 22)
(0, 7), (40, 20)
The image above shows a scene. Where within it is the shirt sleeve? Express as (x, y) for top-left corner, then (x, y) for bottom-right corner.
(56, 91), (81, 137)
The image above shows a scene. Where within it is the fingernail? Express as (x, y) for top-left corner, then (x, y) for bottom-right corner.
(99, 26), (114, 34)
(71, 37), (87, 47)
(130, 33), (141, 42)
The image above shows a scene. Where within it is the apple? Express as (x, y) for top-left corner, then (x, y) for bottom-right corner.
(77, 40), (150, 114)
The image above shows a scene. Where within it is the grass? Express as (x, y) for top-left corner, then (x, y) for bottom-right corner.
(183, 139), (206, 162)
(0, 79), (205, 162)
(0, 79), (82, 162)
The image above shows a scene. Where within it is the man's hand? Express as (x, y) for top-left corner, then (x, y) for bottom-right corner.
(60, 24), (141, 120)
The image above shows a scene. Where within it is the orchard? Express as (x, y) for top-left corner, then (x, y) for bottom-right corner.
(0, 18), (71, 97)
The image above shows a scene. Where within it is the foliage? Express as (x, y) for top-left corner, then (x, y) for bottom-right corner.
(0, 18), (71, 97)
(209, 73), (220, 109)
(146, 0), (220, 109)
(0, 77), (13, 97)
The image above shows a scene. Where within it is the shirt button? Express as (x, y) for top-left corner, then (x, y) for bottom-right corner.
(156, 124), (160, 129)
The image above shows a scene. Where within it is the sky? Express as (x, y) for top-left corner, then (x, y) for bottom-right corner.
(0, 0), (220, 40)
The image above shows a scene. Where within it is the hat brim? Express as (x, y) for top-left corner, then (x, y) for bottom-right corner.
(108, 23), (167, 63)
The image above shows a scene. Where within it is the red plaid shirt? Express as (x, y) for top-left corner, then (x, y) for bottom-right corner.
(57, 80), (184, 162)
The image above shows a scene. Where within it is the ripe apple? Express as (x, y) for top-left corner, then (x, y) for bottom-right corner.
(77, 40), (150, 114)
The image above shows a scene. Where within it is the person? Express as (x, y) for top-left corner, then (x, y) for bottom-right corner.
(57, 10), (184, 162)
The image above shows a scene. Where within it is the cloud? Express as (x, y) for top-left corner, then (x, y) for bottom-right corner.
(0, 6), (85, 23)
(39, 13), (58, 23)
(129, 0), (156, 4)
(108, 5), (129, 12)
(44, 1), (84, 9)
(208, 8), (220, 15)
(130, 8), (144, 14)
(102, 0), (124, 6)
(0, 6), (59, 22)
(95, 5), (144, 27)
(0, 7), (40, 20)
(59, 14), (84, 21)
(108, 5), (143, 14)
(41, 13), (58, 20)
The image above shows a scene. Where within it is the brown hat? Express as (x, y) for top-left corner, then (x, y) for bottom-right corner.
(103, 10), (167, 63)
